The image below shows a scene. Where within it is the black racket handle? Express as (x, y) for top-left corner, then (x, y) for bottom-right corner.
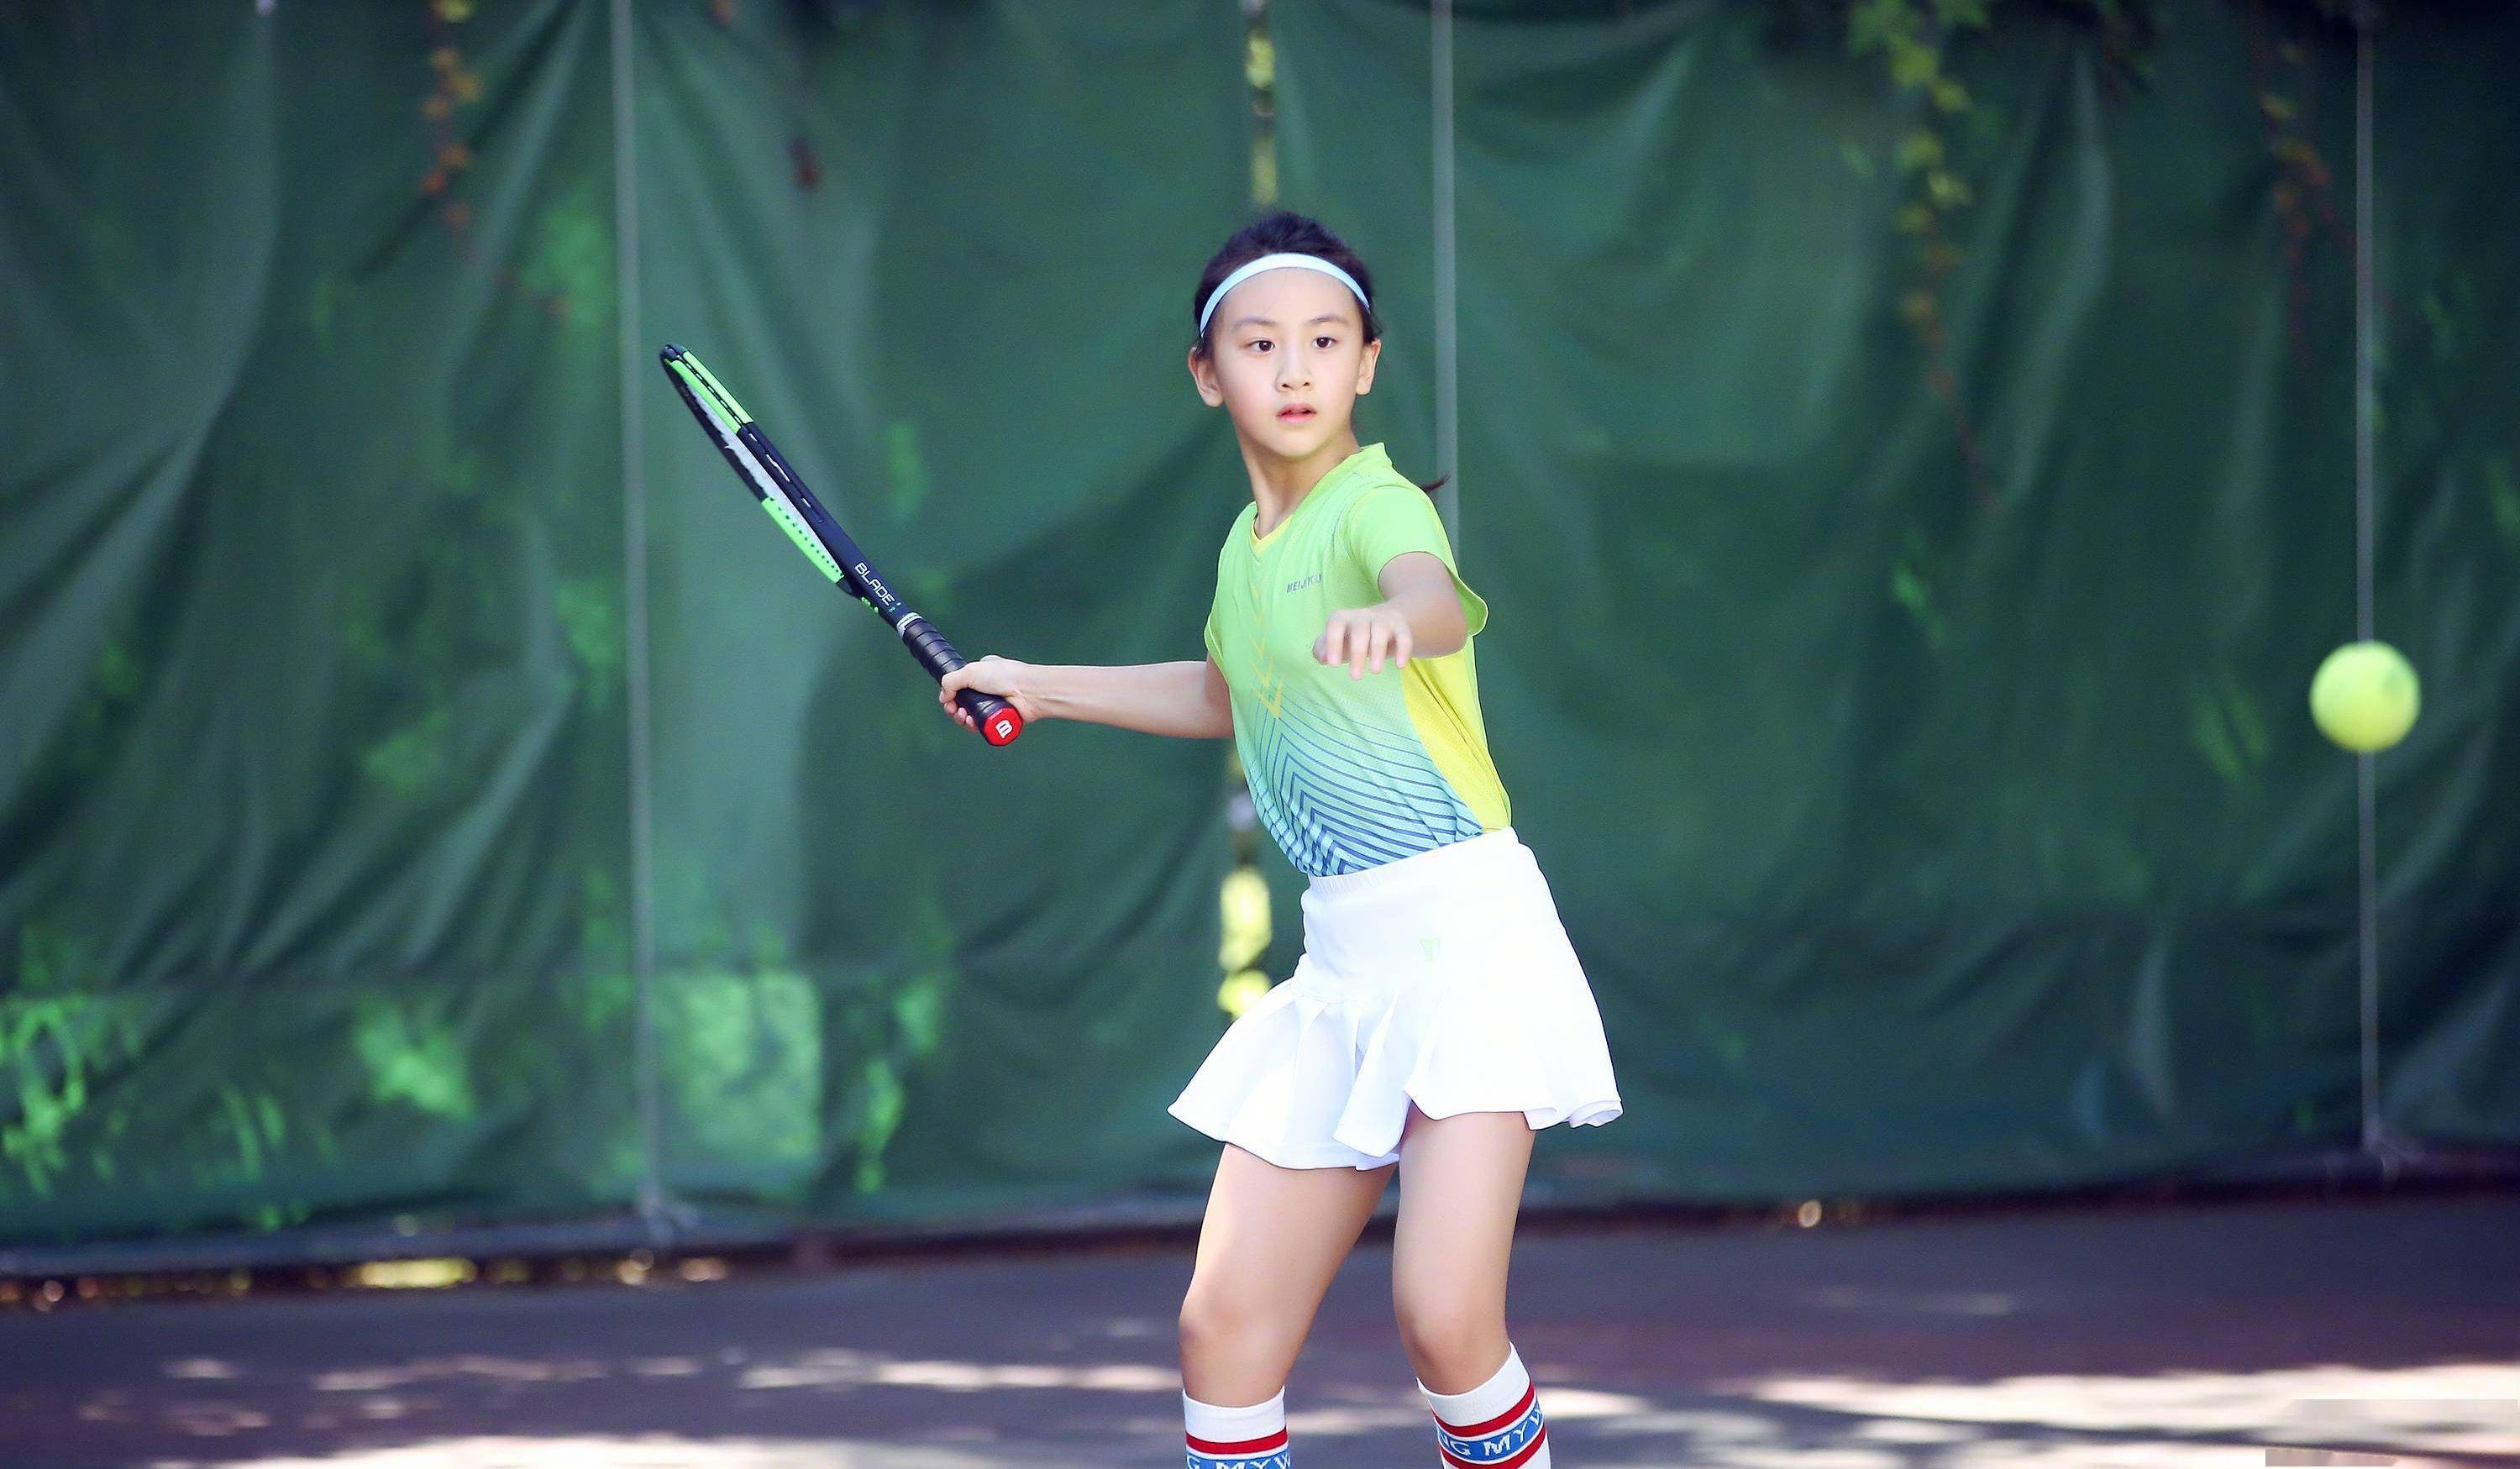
(900, 616), (1023, 746)
(957, 688), (1022, 746)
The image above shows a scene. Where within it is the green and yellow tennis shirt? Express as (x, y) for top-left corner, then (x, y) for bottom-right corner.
(1204, 442), (1510, 877)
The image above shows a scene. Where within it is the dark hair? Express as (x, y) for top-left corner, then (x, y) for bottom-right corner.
(1190, 210), (1448, 498)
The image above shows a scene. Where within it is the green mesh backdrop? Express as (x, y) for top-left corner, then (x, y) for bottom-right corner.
(1266, 0), (2518, 1194)
(2, 0), (2512, 1256)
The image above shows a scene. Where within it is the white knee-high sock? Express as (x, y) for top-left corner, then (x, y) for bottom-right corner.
(1184, 1385), (1291, 1468)
(1419, 1342), (1551, 1466)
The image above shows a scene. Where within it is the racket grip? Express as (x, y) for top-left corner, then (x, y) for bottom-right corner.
(902, 616), (1024, 746)
(957, 687), (1024, 747)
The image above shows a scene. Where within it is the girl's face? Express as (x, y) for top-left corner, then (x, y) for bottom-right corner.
(1189, 267), (1379, 459)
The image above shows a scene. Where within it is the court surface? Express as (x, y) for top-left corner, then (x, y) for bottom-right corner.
(3, 1189), (2513, 1467)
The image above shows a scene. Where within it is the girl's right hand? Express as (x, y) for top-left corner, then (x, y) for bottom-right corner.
(937, 655), (1042, 734)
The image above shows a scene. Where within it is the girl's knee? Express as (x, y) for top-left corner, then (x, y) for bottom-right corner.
(1179, 1281), (1305, 1403)
(1179, 1280), (1282, 1361)
(1393, 1295), (1505, 1388)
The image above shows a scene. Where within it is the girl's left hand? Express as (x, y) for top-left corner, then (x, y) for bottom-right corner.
(1315, 604), (1412, 679)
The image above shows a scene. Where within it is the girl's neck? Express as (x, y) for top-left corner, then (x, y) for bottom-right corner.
(1243, 428), (1362, 535)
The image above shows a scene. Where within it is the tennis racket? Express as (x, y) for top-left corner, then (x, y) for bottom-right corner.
(659, 344), (1022, 746)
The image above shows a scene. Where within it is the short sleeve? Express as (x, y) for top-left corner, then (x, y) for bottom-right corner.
(1203, 603), (1222, 662)
(1341, 483), (1488, 637)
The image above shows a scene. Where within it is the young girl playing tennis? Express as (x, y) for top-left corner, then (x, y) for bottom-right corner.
(938, 210), (1621, 1468)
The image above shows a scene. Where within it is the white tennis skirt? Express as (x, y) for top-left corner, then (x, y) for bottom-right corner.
(1168, 826), (1623, 1171)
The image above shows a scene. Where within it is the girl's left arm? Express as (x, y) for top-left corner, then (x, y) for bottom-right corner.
(1314, 551), (1467, 678)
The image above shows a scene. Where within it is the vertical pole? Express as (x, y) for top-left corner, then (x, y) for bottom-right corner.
(2352, 23), (2384, 1161)
(1431, 0), (1462, 548)
(1245, 0), (1275, 206)
(612, 0), (669, 1240)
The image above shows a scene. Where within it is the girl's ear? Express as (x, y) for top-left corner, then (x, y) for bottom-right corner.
(1187, 348), (1226, 407)
(1354, 337), (1381, 396)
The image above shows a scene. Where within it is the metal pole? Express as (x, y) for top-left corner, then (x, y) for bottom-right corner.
(611, 0), (671, 1241)
(1431, 0), (1462, 548)
(2350, 22), (2402, 1169)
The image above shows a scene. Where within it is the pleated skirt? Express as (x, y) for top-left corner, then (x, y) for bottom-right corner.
(1169, 827), (1622, 1170)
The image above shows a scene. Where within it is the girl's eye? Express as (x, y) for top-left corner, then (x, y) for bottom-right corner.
(1315, 336), (1336, 349)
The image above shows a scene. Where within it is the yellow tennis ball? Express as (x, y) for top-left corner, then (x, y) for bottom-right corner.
(2310, 641), (2420, 753)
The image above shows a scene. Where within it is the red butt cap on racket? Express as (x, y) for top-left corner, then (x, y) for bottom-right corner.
(969, 695), (1023, 746)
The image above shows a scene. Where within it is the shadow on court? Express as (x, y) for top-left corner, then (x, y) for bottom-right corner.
(2, 1190), (2513, 1467)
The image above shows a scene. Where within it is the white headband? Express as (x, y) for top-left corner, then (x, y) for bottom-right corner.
(1198, 252), (1370, 338)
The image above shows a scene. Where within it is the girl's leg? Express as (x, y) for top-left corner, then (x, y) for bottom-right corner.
(1179, 1141), (1392, 1458)
(1391, 1104), (1550, 1466)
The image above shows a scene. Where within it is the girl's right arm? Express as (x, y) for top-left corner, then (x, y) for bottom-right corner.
(936, 656), (1233, 740)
